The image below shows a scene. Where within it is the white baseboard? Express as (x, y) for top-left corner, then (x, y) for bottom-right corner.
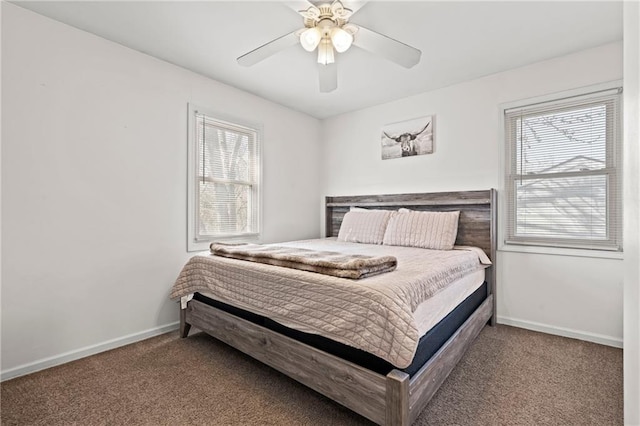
(2, 317), (621, 382)
(1, 321), (180, 382)
(497, 316), (623, 348)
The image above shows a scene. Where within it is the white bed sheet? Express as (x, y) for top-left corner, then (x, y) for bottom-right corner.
(414, 268), (484, 336)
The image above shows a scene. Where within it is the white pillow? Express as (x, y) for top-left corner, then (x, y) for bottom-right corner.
(383, 209), (460, 250)
(337, 209), (393, 244)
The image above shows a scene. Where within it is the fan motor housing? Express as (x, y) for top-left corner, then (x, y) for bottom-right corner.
(303, 2), (351, 28)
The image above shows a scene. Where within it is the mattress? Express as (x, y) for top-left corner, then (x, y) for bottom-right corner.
(415, 268), (484, 335)
(172, 238), (490, 368)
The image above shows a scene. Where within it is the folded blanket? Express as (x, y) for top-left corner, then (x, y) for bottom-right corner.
(210, 242), (397, 279)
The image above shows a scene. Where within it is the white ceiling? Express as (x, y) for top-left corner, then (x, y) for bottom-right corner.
(13, 1), (623, 119)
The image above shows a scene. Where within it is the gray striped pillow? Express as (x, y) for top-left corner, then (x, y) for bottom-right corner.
(383, 209), (460, 250)
(337, 209), (393, 245)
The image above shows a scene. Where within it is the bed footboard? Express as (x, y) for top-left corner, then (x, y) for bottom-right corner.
(181, 294), (492, 425)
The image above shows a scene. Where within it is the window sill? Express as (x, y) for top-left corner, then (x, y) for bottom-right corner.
(188, 234), (261, 252)
(498, 244), (623, 260)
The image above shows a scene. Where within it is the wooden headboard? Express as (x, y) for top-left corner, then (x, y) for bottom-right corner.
(325, 189), (497, 323)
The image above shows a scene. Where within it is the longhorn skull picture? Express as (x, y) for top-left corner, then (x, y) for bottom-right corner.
(381, 115), (434, 160)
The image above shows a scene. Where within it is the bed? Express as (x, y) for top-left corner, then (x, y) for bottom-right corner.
(173, 189), (497, 425)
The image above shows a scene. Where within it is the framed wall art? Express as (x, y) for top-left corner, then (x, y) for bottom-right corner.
(381, 115), (434, 160)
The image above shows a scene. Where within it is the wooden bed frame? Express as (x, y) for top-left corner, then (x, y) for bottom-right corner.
(180, 189), (497, 425)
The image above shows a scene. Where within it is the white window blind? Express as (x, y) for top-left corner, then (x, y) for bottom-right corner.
(189, 107), (260, 247)
(504, 88), (622, 251)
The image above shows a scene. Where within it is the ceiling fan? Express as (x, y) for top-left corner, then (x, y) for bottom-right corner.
(237, 0), (422, 93)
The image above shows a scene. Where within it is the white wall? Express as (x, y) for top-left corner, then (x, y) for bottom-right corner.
(321, 42), (624, 347)
(1, 4), (321, 378)
(0, 0), (3, 377)
(623, 2), (640, 424)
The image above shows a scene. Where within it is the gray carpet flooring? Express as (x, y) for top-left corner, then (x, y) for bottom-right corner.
(1, 324), (622, 425)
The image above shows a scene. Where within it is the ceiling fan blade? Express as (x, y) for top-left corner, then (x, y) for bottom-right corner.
(344, 1), (369, 16)
(282, 0), (315, 11)
(352, 25), (421, 68)
(282, 1), (317, 14)
(237, 31), (299, 66)
(318, 63), (338, 93)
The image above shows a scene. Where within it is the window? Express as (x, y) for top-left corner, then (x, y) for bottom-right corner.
(503, 86), (622, 251)
(187, 104), (260, 251)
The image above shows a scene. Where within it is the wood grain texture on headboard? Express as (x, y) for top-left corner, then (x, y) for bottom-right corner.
(325, 189), (498, 324)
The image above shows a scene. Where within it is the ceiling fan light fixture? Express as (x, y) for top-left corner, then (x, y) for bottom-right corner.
(317, 39), (335, 65)
(330, 26), (353, 53)
(300, 27), (321, 52)
(237, 0), (422, 93)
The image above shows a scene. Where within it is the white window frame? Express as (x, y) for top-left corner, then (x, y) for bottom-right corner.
(499, 81), (623, 258)
(187, 103), (262, 252)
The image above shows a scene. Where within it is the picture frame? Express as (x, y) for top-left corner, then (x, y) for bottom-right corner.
(381, 115), (434, 160)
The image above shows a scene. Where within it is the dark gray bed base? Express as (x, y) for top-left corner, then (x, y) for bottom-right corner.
(180, 189), (497, 425)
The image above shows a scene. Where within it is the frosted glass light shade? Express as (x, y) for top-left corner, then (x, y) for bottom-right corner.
(317, 39), (335, 64)
(330, 27), (353, 53)
(300, 28), (321, 52)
